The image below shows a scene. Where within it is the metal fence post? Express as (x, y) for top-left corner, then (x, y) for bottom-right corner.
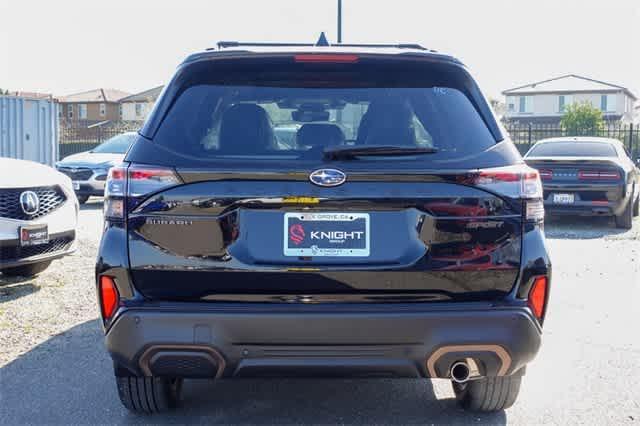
(527, 124), (532, 150)
(629, 123), (634, 155)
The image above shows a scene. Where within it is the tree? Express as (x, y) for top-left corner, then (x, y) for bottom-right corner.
(560, 102), (604, 135)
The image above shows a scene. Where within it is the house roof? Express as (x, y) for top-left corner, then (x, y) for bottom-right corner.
(120, 86), (164, 103)
(502, 74), (637, 100)
(58, 88), (131, 103)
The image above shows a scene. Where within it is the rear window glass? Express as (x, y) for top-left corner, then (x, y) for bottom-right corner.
(527, 141), (617, 157)
(151, 60), (498, 163)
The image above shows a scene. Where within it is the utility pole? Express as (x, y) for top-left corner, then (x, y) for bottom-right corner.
(337, 0), (342, 43)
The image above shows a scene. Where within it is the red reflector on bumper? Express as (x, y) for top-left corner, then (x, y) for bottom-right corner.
(528, 276), (548, 320)
(99, 276), (120, 320)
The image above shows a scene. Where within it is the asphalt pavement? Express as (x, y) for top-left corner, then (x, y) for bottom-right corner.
(1, 209), (639, 425)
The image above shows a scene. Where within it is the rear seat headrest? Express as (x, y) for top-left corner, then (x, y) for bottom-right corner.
(297, 123), (345, 148)
(218, 104), (275, 154)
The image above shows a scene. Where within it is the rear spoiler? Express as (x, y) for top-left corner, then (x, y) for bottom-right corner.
(524, 157), (622, 167)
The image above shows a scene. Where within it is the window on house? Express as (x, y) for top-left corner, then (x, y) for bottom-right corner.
(606, 94), (616, 112)
(519, 96), (533, 113)
(68, 105), (73, 119)
(100, 103), (106, 117)
(559, 95), (573, 113)
(135, 103), (143, 117)
(78, 104), (87, 119)
(119, 104), (123, 119)
(600, 95), (607, 112)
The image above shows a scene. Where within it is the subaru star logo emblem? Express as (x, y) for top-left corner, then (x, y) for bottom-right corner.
(20, 191), (40, 215)
(309, 169), (346, 187)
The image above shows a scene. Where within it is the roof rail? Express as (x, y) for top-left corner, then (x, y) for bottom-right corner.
(214, 41), (430, 51)
(215, 41), (315, 50)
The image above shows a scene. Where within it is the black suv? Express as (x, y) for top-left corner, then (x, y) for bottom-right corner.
(96, 41), (551, 414)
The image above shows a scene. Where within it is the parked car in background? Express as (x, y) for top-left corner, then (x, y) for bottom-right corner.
(96, 42), (551, 414)
(55, 132), (137, 204)
(524, 137), (639, 229)
(0, 158), (78, 277)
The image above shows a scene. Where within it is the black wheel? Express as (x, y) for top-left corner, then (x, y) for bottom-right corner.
(115, 376), (182, 414)
(76, 195), (90, 204)
(452, 375), (522, 412)
(1, 261), (51, 277)
(633, 194), (639, 217)
(615, 197), (633, 229)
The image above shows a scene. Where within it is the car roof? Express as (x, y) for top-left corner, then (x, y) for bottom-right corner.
(182, 44), (462, 66)
(533, 136), (623, 146)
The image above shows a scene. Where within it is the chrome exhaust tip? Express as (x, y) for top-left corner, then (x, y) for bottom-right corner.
(450, 361), (471, 383)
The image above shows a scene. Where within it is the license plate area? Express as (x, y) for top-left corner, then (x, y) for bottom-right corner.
(72, 181), (80, 191)
(553, 193), (575, 204)
(20, 224), (49, 247)
(284, 212), (370, 257)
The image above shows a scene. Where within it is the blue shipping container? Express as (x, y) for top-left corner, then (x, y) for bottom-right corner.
(0, 96), (59, 167)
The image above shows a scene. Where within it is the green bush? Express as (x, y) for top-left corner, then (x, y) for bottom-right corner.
(560, 102), (604, 135)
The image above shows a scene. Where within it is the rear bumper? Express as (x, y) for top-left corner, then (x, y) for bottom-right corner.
(105, 303), (542, 379)
(544, 199), (625, 216)
(542, 182), (628, 216)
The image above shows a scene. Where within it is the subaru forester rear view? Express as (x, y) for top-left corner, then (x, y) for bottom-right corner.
(96, 42), (551, 414)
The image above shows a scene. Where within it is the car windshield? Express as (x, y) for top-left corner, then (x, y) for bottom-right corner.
(92, 133), (136, 154)
(151, 61), (499, 164)
(527, 141), (617, 157)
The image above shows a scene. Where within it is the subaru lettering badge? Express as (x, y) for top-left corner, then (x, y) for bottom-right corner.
(20, 191), (40, 215)
(309, 169), (346, 187)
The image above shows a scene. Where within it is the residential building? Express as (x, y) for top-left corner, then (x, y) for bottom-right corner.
(58, 88), (130, 122)
(502, 74), (637, 124)
(119, 86), (163, 121)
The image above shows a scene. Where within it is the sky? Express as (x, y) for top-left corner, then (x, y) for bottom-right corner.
(1, 0), (639, 101)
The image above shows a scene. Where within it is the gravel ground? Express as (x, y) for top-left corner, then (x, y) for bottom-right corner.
(0, 200), (103, 366)
(1, 203), (639, 424)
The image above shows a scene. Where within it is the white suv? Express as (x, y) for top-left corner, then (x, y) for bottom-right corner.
(0, 158), (78, 277)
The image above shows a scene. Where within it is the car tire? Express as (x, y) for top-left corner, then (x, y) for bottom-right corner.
(633, 193), (639, 217)
(76, 195), (90, 204)
(452, 374), (522, 412)
(1, 261), (52, 277)
(615, 197), (633, 229)
(115, 376), (182, 414)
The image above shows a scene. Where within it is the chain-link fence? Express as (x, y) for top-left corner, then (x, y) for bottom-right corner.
(58, 120), (143, 159)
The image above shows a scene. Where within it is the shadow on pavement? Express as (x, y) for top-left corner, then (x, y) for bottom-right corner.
(0, 320), (507, 425)
(544, 215), (633, 240)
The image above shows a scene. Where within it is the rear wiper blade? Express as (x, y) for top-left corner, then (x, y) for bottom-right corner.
(323, 145), (438, 160)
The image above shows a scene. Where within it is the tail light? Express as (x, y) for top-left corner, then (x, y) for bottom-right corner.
(99, 275), (120, 320)
(469, 165), (544, 221)
(539, 169), (553, 181)
(104, 164), (181, 220)
(578, 170), (621, 180)
(527, 276), (548, 321)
